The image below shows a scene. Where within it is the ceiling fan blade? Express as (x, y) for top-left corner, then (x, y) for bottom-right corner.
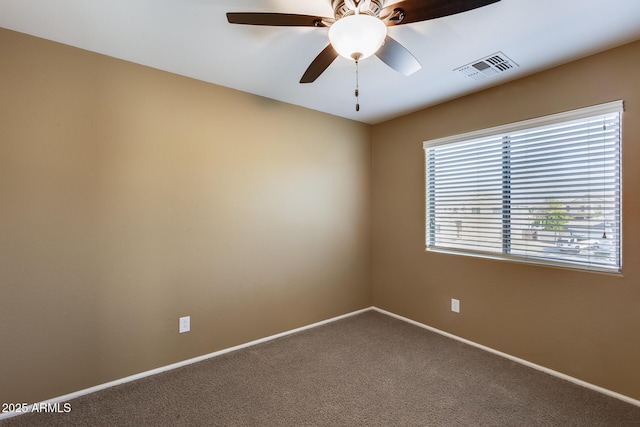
(382, 0), (501, 26)
(227, 12), (333, 27)
(300, 44), (339, 83)
(376, 36), (421, 76)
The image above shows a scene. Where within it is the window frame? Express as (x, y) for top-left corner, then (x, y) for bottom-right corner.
(423, 101), (623, 274)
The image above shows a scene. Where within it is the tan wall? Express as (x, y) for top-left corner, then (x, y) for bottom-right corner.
(372, 40), (640, 400)
(0, 28), (372, 404)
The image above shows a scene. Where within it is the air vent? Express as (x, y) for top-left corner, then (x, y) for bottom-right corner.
(455, 52), (519, 81)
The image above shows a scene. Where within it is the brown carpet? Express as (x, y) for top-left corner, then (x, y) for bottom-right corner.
(2, 310), (639, 426)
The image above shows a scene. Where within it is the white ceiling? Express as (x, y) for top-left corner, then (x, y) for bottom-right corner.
(2, 0), (640, 124)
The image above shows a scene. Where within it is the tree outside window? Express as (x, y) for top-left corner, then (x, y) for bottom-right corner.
(531, 199), (572, 240)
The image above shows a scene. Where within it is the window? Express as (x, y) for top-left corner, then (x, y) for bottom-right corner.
(424, 101), (622, 273)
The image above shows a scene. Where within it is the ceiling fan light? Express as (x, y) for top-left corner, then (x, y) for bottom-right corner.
(328, 14), (387, 60)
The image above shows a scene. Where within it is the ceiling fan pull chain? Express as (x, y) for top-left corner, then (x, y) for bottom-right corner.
(355, 58), (360, 111)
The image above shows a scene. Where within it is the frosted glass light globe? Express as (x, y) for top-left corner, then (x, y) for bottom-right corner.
(328, 14), (387, 60)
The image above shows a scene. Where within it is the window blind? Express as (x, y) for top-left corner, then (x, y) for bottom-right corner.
(424, 101), (622, 273)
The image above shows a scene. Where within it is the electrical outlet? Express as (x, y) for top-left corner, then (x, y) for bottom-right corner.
(179, 316), (190, 333)
(451, 298), (460, 313)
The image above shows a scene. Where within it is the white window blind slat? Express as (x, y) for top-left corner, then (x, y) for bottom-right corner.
(424, 101), (622, 273)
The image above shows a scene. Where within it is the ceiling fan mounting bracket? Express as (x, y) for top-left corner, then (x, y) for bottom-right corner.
(380, 7), (405, 24)
(387, 8), (405, 24)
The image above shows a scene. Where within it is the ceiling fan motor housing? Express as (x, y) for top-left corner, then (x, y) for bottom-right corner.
(332, 0), (385, 19)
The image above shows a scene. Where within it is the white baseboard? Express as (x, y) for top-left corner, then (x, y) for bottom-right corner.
(0, 307), (371, 420)
(3, 305), (638, 421)
(372, 306), (640, 408)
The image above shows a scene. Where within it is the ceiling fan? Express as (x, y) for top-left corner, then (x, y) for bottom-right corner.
(227, 0), (501, 84)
